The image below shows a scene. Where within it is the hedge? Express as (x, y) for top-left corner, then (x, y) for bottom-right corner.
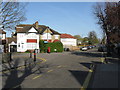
(44, 42), (63, 53)
(39, 40), (45, 53)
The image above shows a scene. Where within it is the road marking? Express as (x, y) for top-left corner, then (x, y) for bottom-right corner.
(101, 57), (105, 63)
(2, 70), (10, 74)
(81, 71), (92, 90)
(81, 64), (95, 90)
(10, 84), (21, 89)
(47, 70), (53, 73)
(57, 65), (62, 68)
(89, 69), (93, 72)
(37, 57), (47, 63)
(1, 56), (47, 74)
(17, 66), (25, 70)
(33, 75), (42, 80)
(82, 66), (87, 69)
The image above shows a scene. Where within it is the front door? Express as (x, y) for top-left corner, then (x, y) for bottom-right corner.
(10, 45), (17, 52)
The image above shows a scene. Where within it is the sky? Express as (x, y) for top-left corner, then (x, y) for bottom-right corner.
(10, 2), (104, 38)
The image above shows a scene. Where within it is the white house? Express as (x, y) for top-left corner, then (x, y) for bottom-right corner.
(60, 34), (77, 48)
(12, 21), (60, 52)
(16, 26), (40, 52)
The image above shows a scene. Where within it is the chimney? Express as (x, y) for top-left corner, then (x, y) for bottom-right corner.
(35, 21), (39, 29)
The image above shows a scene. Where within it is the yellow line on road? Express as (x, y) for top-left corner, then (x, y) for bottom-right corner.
(47, 70), (53, 73)
(101, 57), (105, 63)
(81, 71), (92, 90)
(89, 69), (93, 72)
(82, 65), (88, 69)
(32, 75), (42, 80)
(1, 56), (47, 74)
(81, 63), (95, 90)
(2, 70), (10, 74)
(11, 84), (21, 89)
(17, 66), (25, 70)
(57, 65), (62, 68)
(37, 57), (47, 63)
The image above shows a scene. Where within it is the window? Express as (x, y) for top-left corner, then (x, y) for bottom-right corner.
(54, 35), (59, 39)
(41, 33), (51, 39)
(27, 33), (37, 39)
(27, 43), (37, 49)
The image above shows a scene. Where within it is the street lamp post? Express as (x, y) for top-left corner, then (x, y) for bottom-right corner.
(117, 1), (120, 58)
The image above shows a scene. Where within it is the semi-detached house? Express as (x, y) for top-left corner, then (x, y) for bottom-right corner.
(12, 21), (60, 52)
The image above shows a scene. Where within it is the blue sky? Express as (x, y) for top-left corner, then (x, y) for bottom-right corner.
(20, 2), (102, 38)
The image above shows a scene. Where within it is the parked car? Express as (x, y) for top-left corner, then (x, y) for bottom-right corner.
(64, 48), (70, 51)
(81, 47), (88, 51)
(86, 46), (91, 49)
(98, 45), (107, 52)
(87, 46), (93, 49)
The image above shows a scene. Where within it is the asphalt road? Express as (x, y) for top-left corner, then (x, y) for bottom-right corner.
(2, 49), (102, 89)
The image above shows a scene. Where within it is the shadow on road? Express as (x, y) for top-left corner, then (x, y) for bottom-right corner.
(2, 57), (47, 89)
(71, 51), (102, 58)
(69, 70), (88, 86)
(80, 62), (92, 69)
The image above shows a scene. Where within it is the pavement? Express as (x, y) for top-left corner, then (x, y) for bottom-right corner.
(89, 57), (120, 89)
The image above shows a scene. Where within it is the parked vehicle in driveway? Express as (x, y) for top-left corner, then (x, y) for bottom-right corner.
(81, 47), (88, 51)
(64, 48), (70, 51)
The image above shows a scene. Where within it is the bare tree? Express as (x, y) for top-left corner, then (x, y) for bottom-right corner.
(93, 2), (120, 56)
(0, 1), (27, 31)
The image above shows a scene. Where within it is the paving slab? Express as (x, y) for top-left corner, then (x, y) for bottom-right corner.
(91, 64), (119, 88)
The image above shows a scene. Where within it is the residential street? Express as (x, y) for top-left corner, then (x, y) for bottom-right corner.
(1, 49), (103, 89)
(1, 1), (120, 90)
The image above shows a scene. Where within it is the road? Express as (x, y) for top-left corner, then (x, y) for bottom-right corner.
(2, 49), (102, 89)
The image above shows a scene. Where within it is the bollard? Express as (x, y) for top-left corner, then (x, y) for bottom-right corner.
(34, 50), (36, 62)
(10, 52), (12, 62)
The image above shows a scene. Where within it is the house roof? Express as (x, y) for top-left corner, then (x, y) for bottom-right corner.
(16, 24), (60, 35)
(60, 34), (76, 39)
(7, 37), (17, 44)
(0, 29), (6, 34)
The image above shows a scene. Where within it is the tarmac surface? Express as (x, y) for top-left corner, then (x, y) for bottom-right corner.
(1, 49), (120, 89)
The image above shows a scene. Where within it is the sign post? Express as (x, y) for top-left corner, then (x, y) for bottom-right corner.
(30, 51), (32, 58)
(34, 49), (36, 62)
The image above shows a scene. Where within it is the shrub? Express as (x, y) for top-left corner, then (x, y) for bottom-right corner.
(39, 40), (45, 53)
(45, 42), (63, 53)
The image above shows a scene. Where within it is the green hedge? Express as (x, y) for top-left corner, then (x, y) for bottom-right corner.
(39, 40), (45, 53)
(39, 40), (63, 53)
(44, 42), (63, 53)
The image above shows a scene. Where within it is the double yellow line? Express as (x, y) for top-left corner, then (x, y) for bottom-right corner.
(0, 56), (47, 74)
(80, 63), (95, 90)
(32, 65), (63, 80)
